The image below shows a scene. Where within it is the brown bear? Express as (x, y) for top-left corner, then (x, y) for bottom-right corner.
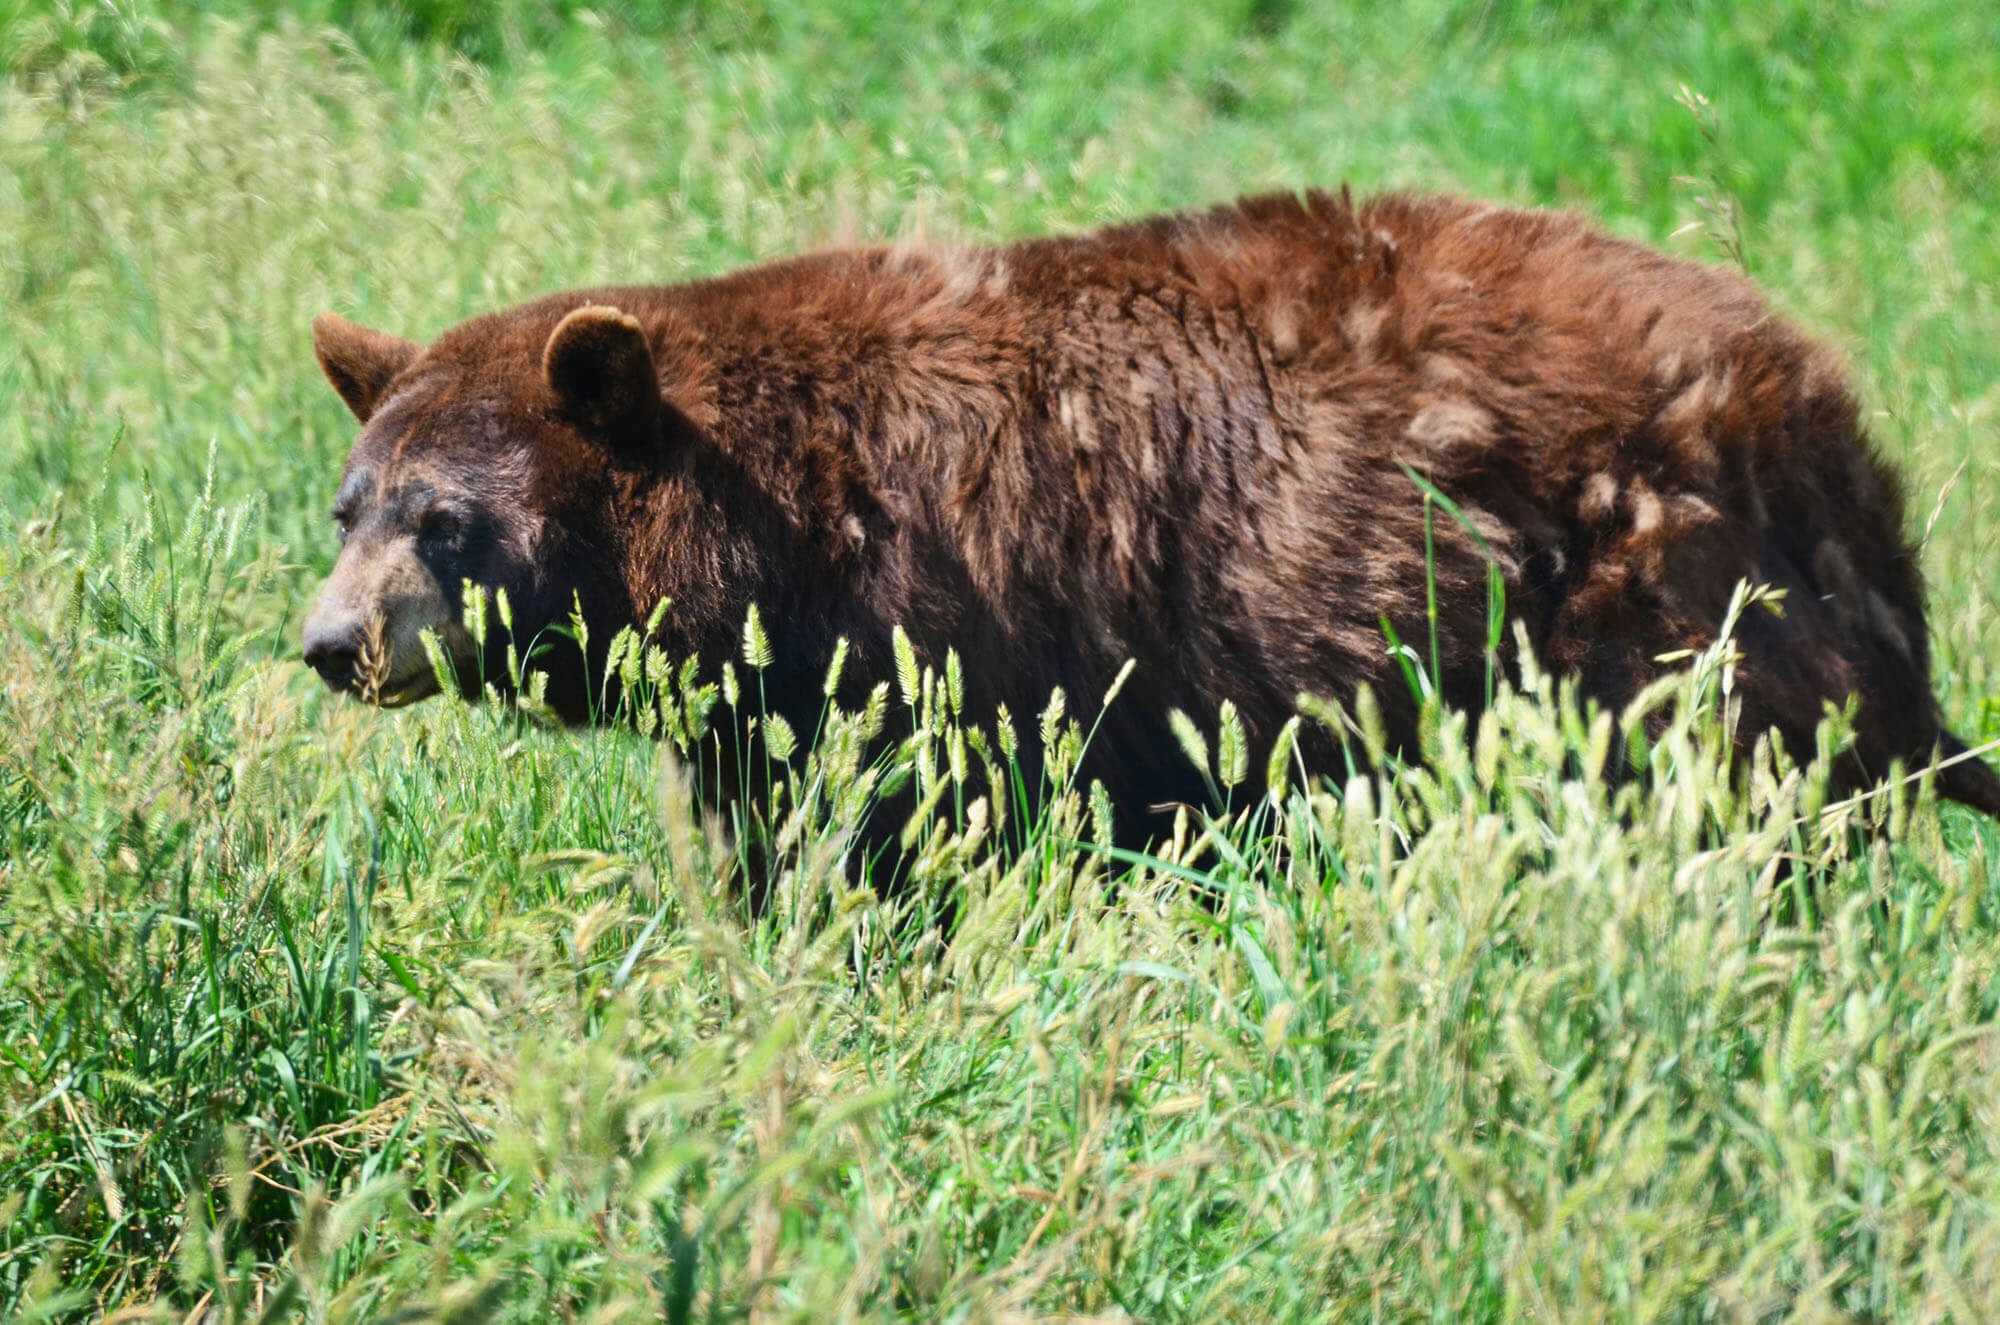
(302, 189), (2000, 831)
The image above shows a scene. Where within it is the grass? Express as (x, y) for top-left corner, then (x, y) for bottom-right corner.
(5, 1), (2000, 1318)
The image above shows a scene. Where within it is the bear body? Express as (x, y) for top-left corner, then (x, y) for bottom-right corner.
(303, 189), (2000, 823)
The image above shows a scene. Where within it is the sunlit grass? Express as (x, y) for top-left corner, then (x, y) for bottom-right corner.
(6, 3), (2000, 1320)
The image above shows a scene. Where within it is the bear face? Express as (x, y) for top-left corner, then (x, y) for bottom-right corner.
(301, 306), (656, 716)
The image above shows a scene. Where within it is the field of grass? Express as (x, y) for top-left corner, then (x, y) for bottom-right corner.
(7, 1), (2000, 1319)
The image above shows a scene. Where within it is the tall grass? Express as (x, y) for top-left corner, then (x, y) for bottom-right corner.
(6, 3), (2000, 1319)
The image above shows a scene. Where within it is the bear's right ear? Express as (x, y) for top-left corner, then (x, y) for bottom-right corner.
(313, 312), (420, 423)
(544, 305), (661, 444)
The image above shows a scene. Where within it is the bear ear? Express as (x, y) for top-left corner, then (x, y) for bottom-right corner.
(313, 312), (420, 423)
(544, 304), (661, 443)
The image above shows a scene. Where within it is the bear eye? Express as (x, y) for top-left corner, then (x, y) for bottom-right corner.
(331, 510), (352, 544)
(417, 508), (463, 541)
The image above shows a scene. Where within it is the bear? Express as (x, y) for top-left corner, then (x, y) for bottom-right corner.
(302, 188), (2000, 838)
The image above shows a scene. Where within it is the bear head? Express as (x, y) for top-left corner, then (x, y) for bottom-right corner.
(301, 301), (668, 720)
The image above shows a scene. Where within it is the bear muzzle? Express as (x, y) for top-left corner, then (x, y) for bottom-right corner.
(301, 612), (367, 691)
(300, 607), (446, 707)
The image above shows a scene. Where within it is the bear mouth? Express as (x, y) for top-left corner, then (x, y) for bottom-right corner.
(371, 669), (444, 707)
(318, 662), (444, 709)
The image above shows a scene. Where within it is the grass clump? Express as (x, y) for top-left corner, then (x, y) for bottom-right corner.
(6, 2), (2000, 1319)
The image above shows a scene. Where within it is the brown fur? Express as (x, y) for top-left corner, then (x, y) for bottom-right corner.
(303, 189), (2000, 827)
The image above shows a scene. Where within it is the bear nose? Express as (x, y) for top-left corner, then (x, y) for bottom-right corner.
(302, 616), (364, 688)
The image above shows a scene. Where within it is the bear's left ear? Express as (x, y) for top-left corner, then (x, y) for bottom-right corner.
(544, 305), (661, 444)
(313, 312), (420, 423)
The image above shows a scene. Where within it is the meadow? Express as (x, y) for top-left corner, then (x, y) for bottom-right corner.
(6, 1), (2000, 1319)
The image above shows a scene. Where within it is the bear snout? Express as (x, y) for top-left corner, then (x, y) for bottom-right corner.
(302, 614), (366, 692)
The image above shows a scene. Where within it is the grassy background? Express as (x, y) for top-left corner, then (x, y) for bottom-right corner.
(5, 1), (2000, 1319)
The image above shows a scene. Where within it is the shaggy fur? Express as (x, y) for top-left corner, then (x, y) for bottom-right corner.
(303, 189), (2000, 827)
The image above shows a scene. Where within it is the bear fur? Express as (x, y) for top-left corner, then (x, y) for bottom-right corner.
(303, 189), (2000, 827)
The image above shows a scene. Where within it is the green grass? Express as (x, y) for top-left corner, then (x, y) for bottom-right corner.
(6, 1), (2000, 1319)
